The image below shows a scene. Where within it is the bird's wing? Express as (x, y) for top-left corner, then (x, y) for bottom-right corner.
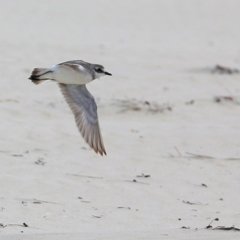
(58, 60), (86, 65)
(58, 83), (106, 155)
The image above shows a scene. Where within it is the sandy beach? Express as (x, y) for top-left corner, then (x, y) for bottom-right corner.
(0, 0), (240, 239)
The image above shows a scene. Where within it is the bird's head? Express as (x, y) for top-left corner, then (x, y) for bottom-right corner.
(93, 64), (112, 79)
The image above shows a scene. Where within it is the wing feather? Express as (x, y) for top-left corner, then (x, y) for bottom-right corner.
(58, 83), (106, 155)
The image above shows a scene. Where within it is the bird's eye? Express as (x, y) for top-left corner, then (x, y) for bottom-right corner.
(96, 68), (103, 73)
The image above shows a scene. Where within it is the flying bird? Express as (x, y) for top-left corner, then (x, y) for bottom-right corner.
(29, 60), (112, 155)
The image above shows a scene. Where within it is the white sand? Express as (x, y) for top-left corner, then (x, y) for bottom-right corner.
(0, 0), (240, 239)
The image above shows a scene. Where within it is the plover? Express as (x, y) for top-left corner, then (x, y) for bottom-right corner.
(29, 60), (112, 155)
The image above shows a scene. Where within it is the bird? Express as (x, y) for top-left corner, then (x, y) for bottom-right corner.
(29, 60), (112, 155)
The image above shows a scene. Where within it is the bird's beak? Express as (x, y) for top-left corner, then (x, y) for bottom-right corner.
(104, 71), (112, 76)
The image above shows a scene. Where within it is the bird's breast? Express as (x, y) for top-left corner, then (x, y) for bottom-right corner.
(52, 65), (93, 84)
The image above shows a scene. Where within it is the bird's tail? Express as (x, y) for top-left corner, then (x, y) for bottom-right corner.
(29, 68), (53, 85)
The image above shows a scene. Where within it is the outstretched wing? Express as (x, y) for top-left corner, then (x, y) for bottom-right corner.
(58, 83), (106, 155)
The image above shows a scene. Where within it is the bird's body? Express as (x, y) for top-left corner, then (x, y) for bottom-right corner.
(29, 60), (112, 155)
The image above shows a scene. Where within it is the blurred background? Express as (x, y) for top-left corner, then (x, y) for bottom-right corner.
(0, 0), (239, 237)
(1, 0), (240, 99)
(0, 0), (239, 158)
